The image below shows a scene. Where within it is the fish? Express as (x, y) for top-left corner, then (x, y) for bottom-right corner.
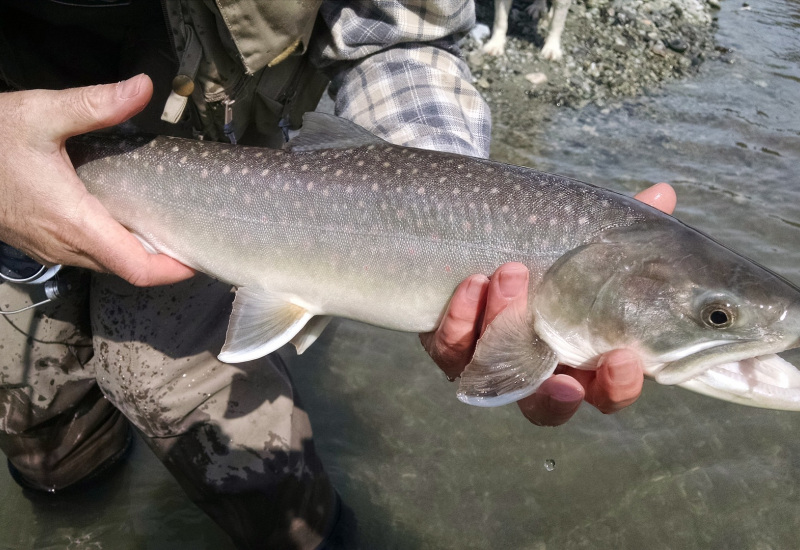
(65, 112), (800, 411)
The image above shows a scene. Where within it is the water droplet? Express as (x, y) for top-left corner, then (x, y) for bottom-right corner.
(544, 459), (556, 472)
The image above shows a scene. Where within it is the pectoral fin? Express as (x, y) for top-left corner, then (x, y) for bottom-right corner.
(457, 305), (559, 407)
(219, 288), (313, 363)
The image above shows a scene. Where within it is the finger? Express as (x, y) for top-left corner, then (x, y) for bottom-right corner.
(72, 194), (195, 286)
(634, 182), (676, 215)
(583, 349), (644, 414)
(420, 274), (489, 378)
(33, 74), (153, 144)
(482, 262), (529, 332)
(517, 374), (585, 427)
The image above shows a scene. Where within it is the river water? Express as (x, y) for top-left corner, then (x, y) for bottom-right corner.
(1, 0), (798, 548)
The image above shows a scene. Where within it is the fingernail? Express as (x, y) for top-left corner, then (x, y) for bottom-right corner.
(117, 74), (142, 99)
(605, 354), (639, 385)
(547, 383), (583, 403)
(465, 275), (487, 301)
(498, 266), (527, 298)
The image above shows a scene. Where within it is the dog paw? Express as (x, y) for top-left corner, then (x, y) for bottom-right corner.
(482, 36), (507, 56)
(525, 0), (549, 20)
(541, 42), (563, 61)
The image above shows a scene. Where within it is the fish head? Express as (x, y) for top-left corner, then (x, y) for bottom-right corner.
(533, 220), (800, 410)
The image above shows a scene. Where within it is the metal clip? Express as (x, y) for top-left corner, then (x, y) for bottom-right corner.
(223, 99), (237, 145)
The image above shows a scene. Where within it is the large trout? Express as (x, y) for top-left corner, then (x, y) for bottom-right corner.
(66, 113), (800, 410)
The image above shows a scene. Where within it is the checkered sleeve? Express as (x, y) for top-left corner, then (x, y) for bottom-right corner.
(312, 1), (492, 158)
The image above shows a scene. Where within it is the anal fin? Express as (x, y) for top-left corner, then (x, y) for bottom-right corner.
(291, 315), (333, 354)
(457, 305), (558, 407)
(219, 287), (313, 363)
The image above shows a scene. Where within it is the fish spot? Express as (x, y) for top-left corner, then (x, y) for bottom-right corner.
(578, 217), (589, 225)
(171, 145), (179, 152)
(501, 205), (510, 213)
(453, 188), (460, 195)
(357, 160), (365, 166)
(179, 156), (187, 164)
(241, 167), (249, 175)
(439, 177), (447, 183)
(261, 169), (269, 176)
(549, 218), (558, 226)
(528, 215), (538, 223)
(412, 168), (419, 175)
(335, 169), (343, 176)
(371, 183), (379, 191)
(396, 169), (402, 175)
(490, 188), (499, 194)
(417, 187), (425, 195)
(156, 165), (165, 174)
(307, 182), (314, 191)
(201, 151), (209, 158)
(473, 186), (480, 192)
(222, 166), (231, 175)
(132, 152), (139, 160)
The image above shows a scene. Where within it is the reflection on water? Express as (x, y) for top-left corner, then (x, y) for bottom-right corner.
(1, 0), (799, 548)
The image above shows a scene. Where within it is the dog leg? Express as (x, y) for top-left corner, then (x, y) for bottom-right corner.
(483, 0), (514, 56)
(541, 0), (571, 60)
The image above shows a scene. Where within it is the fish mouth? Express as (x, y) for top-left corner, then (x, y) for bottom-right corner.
(678, 354), (800, 411)
(653, 341), (800, 411)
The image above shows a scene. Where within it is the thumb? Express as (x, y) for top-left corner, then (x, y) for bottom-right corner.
(34, 74), (153, 143)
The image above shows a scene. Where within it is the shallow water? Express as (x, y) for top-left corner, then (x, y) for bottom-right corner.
(2, 0), (799, 548)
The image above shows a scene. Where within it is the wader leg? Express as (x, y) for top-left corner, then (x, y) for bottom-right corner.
(89, 274), (336, 550)
(0, 271), (130, 492)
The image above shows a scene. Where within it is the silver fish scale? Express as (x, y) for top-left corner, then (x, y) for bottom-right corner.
(69, 134), (647, 331)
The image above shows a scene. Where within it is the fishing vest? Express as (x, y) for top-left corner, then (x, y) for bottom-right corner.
(0, 0), (329, 147)
(162, 0), (329, 146)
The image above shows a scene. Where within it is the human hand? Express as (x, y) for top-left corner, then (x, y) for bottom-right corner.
(420, 183), (677, 426)
(0, 74), (194, 286)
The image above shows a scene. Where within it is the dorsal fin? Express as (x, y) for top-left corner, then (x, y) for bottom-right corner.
(286, 112), (386, 152)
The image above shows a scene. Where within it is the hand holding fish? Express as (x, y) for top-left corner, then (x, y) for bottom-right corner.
(421, 183), (678, 426)
(0, 75), (194, 286)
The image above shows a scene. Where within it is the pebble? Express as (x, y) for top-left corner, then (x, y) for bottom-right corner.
(524, 72), (548, 85)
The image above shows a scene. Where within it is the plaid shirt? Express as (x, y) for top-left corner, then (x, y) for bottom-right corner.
(313, 1), (492, 158)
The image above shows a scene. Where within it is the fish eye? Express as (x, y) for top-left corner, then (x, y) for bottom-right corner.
(700, 302), (736, 329)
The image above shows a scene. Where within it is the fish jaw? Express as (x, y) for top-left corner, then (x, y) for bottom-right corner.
(677, 354), (800, 411)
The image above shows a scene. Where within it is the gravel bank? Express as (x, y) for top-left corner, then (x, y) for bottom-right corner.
(464, 0), (724, 137)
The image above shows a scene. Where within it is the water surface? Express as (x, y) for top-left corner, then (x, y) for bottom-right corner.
(1, 0), (799, 548)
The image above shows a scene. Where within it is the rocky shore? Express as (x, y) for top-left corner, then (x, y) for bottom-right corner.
(464, 0), (723, 134)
